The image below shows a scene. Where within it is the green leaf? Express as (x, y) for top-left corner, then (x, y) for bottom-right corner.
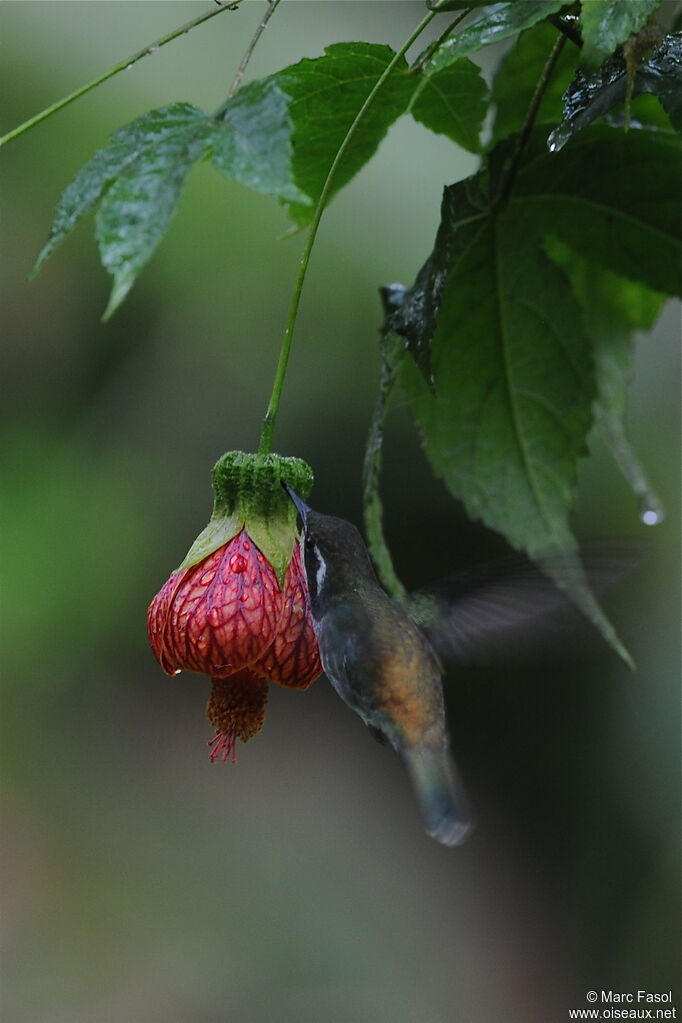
(95, 112), (213, 319)
(32, 103), (208, 278)
(211, 78), (311, 204)
(580, 0), (661, 70)
(490, 22), (581, 145)
(548, 34), (682, 150)
(398, 182), (632, 662)
(515, 127), (681, 295)
(547, 237), (666, 523)
(386, 125), (680, 662)
(409, 52), (489, 153)
(274, 42), (413, 224)
(433, 1), (566, 60)
(387, 126), (680, 379)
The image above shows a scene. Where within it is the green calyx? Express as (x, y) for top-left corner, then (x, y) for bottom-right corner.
(177, 450), (314, 585)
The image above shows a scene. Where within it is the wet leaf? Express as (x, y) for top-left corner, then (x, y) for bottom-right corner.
(431, 1), (566, 60)
(580, 0), (661, 70)
(210, 78), (310, 203)
(96, 118), (213, 319)
(548, 32), (682, 149)
(32, 103), (209, 279)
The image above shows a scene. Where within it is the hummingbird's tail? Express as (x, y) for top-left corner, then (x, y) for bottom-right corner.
(403, 746), (473, 847)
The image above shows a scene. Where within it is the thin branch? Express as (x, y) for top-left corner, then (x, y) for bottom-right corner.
(226, 0), (282, 100)
(258, 6), (439, 454)
(0, 1), (244, 149)
(498, 33), (567, 206)
(362, 343), (407, 600)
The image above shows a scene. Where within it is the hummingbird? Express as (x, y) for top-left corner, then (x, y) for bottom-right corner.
(282, 482), (473, 847)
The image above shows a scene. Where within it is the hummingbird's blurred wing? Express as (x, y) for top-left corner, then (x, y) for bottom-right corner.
(406, 542), (645, 665)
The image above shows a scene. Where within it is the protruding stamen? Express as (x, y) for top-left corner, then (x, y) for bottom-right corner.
(208, 725), (238, 764)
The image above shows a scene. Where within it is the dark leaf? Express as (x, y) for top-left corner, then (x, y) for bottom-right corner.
(516, 127), (681, 295)
(410, 51), (489, 153)
(398, 186), (632, 661)
(432, 1), (566, 60)
(388, 125), (681, 661)
(547, 236), (666, 523)
(386, 124), (680, 380)
(580, 0), (661, 70)
(548, 33), (682, 149)
(490, 21), (581, 145)
(383, 181), (490, 381)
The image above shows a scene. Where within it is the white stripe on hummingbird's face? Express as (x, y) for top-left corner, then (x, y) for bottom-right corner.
(300, 528), (328, 613)
(315, 548), (327, 595)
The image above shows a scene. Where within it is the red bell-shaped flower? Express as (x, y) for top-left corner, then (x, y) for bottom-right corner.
(147, 451), (322, 761)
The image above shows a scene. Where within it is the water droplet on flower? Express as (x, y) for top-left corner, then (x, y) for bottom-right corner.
(257, 553), (265, 563)
(243, 541), (251, 551)
(173, 669), (182, 676)
(208, 607), (221, 626)
(200, 570), (215, 586)
(229, 554), (248, 573)
(239, 592), (248, 602)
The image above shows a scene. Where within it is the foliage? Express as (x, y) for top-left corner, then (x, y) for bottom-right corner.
(24, 0), (682, 662)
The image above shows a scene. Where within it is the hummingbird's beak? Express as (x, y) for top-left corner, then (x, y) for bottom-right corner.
(281, 480), (310, 524)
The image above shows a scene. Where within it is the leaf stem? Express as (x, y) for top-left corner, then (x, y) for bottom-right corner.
(258, 8), (438, 455)
(226, 0), (282, 100)
(498, 32), (567, 205)
(409, 8), (471, 73)
(0, 1), (243, 149)
(362, 339), (407, 600)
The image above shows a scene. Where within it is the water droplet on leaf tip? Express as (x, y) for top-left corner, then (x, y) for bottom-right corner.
(641, 507), (663, 526)
(173, 669), (182, 676)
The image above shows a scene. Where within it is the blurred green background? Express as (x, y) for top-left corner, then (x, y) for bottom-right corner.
(1, 4), (680, 1022)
